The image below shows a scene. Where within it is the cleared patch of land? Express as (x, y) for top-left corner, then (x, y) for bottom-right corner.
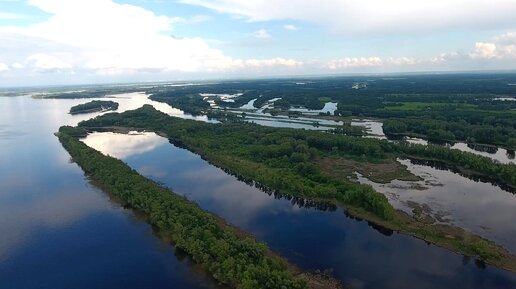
(317, 157), (420, 183)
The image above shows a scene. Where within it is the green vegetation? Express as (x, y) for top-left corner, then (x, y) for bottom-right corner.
(81, 105), (516, 191)
(149, 90), (210, 115)
(80, 105), (397, 220)
(77, 105), (516, 270)
(140, 74), (516, 149)
(57, 125), (308, 289)
(39, 75), (516, 149)
(69, 100), (119, 115)
(394, 143), (516, 187)
(383, 118), (516, 148)
(317, 157), (421, 184)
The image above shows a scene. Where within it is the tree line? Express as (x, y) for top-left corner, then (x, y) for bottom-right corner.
(58, 125), (308, 289)
(77, 105), (516, 266)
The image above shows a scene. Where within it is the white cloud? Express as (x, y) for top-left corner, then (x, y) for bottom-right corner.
(469, 42), (498, 59)
(0, 63), (9, 72)
(0, 0), (297, 79)
(0, 12), (29, 20)
(468, 33), (516, 60)
(243, 58), (302, 68)
(323, 55), (443, 71)
(159, 15), (211, 25)
(326, 57), (383, 69)
(251, 28), (271, 39)
(386, 57), (417, 65)
(187, 15), (212, 23)
(180, 0), (516, 34)
(493, 32), (516, 45)
(283, 24), (297, 31)
(325, 32), (516, 71)
(11, 62), (24, 69)
(26, 53), (72, 71)
(2, 0), (516, 84)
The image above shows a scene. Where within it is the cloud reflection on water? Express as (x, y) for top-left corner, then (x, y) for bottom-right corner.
(81, 131), (168, 159)
(359, 158), (516, 254)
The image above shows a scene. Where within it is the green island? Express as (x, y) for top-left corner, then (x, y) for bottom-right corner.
(56, 125), (348, 289)
(77, 105), (516, 272)
(69, 100), (119, 115)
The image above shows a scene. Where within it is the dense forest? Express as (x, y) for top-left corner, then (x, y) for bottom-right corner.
(80, 105), (396, 220)
(81, 105), (516, 191)
(57, 126), (308, 289)
(76, 105), (516, 268)
(69, 100), (119, 115)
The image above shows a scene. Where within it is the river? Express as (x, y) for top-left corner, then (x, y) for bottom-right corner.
(1, 92), (516, 289)
(0, 94), (219, 289)
(82, 131), (516, 289)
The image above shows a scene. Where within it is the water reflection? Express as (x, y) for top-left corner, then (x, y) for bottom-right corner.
(450, 143), (516, 164)
(0, 95), (220, 289)
(289, 102), (338, 115)
(350, 119), (386, 138)
(97, 92), (217, 123)
(0, 183), (105, 262)
(81, 131), (167, 159)
(239, 98), (257, 109)
(245, 118), (332, 130)
(358, 158), (516, 253)
(82, 131), (516, 289)
(394, 136), (516, 164)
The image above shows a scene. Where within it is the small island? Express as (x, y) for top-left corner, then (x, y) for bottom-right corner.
(69, 100), (119, 115)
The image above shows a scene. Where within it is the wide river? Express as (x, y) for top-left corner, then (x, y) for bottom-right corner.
(1, 93), (516, 289)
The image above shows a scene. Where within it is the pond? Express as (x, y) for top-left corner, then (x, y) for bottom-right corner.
(358, 158), (516, 254)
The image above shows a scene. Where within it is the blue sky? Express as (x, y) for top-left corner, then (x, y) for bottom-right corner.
(1, 0), (516, 86)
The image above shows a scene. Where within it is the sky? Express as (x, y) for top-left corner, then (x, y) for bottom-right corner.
(1, 0), (516, 86)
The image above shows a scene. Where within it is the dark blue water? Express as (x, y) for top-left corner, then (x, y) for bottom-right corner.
(83, 132), (516, 289)
(2, 92), (516, 289)
(0, 96), (219, 289)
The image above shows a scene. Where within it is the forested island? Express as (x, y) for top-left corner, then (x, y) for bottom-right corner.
(69, 100), (119, 115)
(56, 125), (327, 289)
(76, 105), (516, 272)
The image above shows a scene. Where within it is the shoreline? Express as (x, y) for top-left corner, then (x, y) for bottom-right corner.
(57, 128), (344, 289)
(81, 125), (516, 273)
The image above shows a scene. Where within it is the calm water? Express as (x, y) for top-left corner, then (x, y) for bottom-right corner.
(404, 138), (516, 164)
(210, 92), (515, 164)
(449, 143), (515, 165)
(232, 105), (516, 164)
(289, 102), (338, 115)
(0, 95), (220, 289)
(358, 159), (516, 253)
(82, 131), (516, 289)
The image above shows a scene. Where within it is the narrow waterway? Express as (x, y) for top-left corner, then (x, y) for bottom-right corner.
(82, 131), (516, 289)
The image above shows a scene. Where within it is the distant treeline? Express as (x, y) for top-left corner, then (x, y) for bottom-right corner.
(140, 74), (516, 149)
